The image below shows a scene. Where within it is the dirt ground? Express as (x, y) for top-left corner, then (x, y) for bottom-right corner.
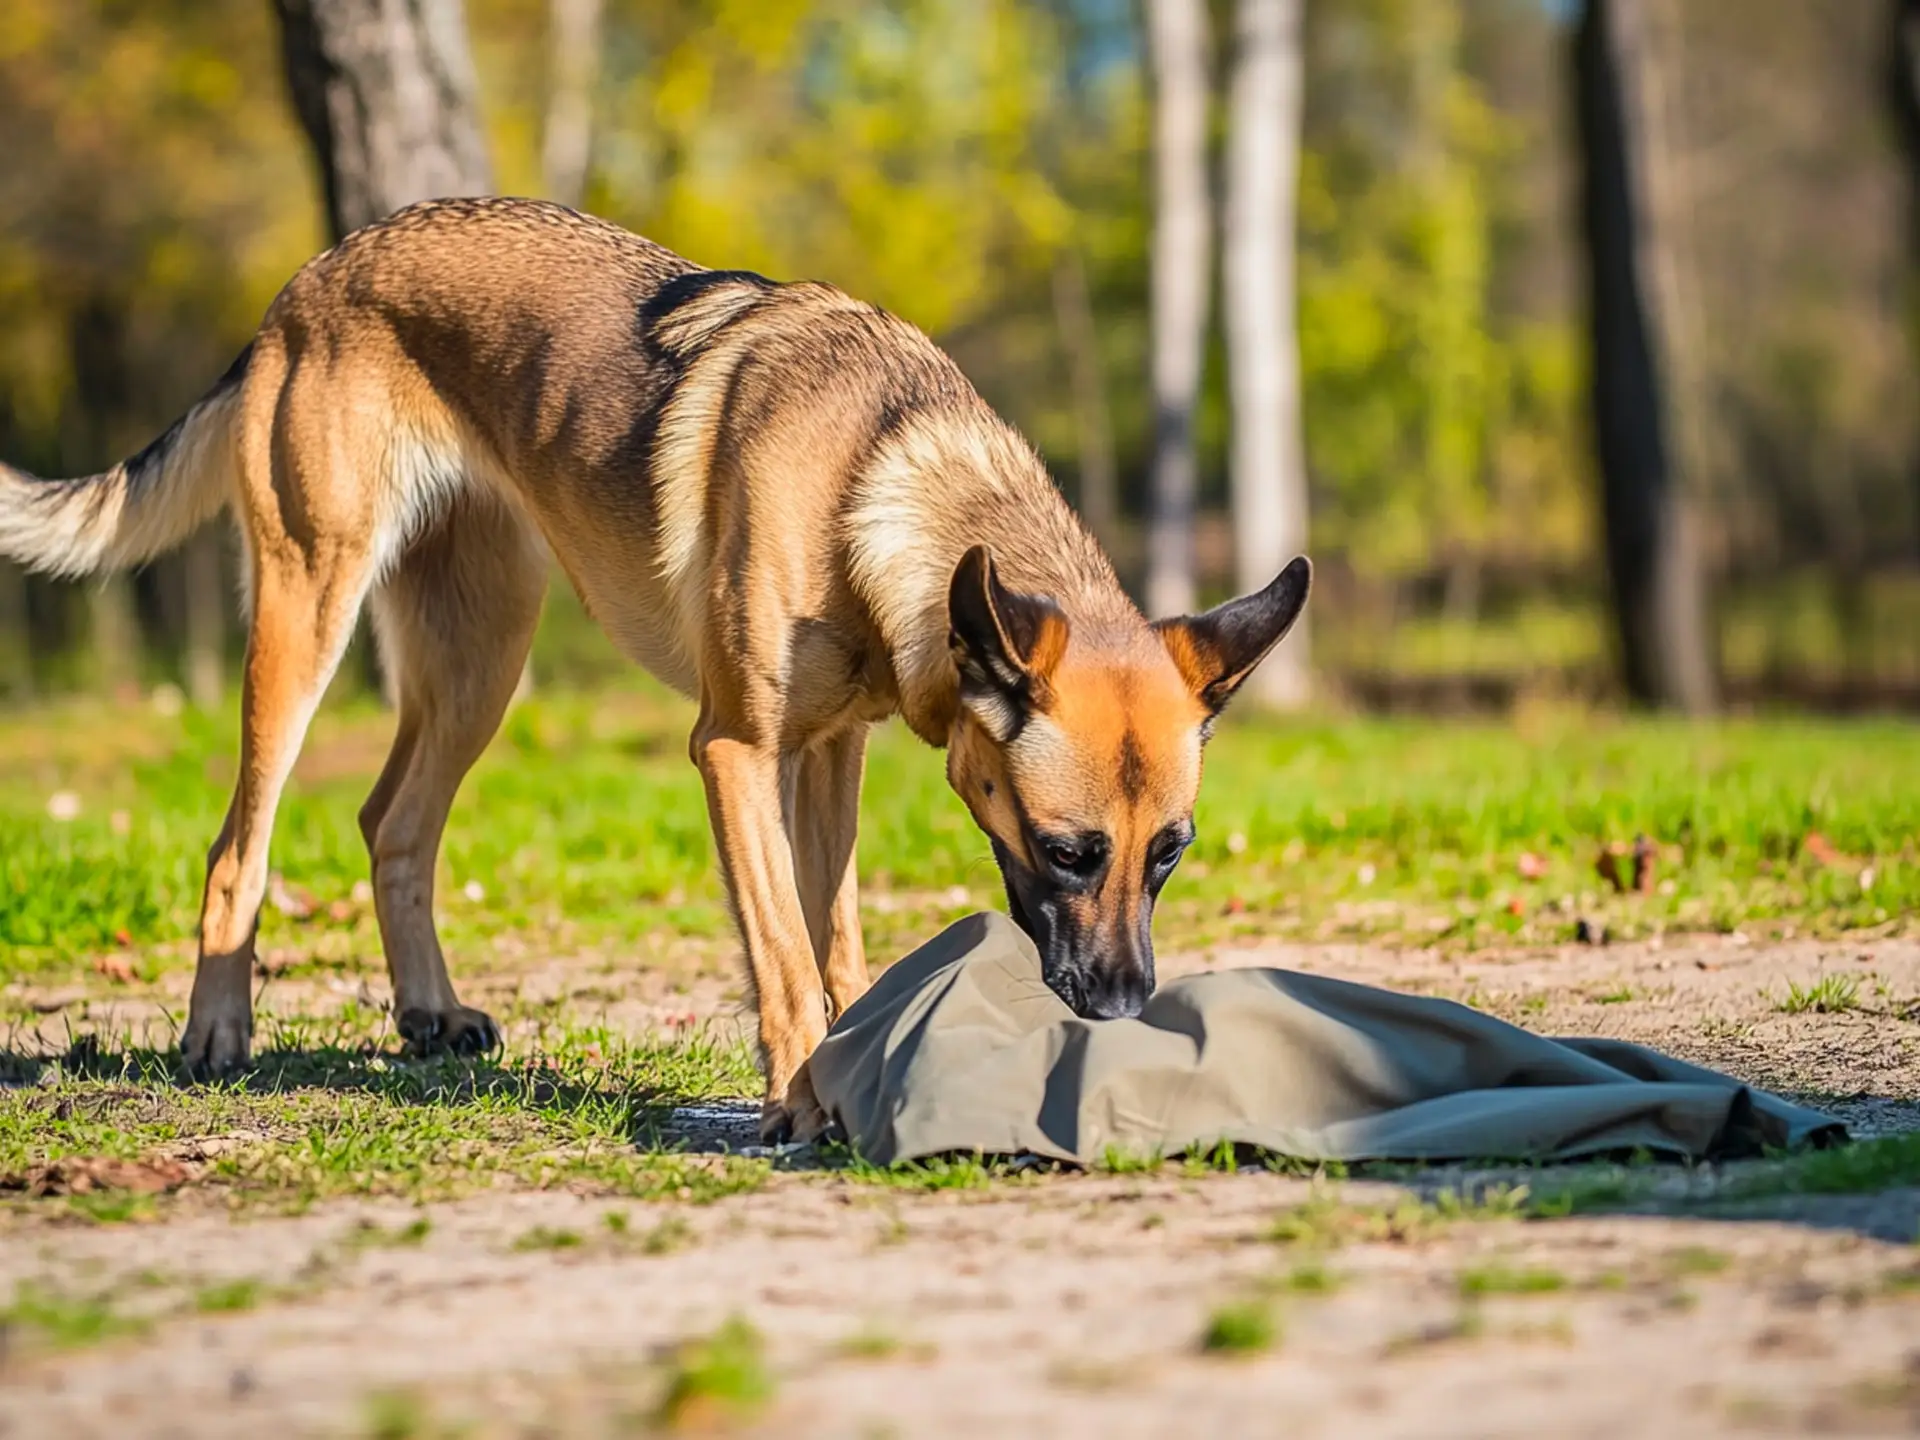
(4, 932), (1920, 1438)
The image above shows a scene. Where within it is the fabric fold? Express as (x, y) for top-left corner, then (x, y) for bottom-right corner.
(806, 912), (1843, 1166)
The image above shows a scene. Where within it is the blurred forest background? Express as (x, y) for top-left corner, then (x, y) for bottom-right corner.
(1, 0), (1917, 716)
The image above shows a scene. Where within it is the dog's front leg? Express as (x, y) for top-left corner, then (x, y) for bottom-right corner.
(693, 727), (832, 1143)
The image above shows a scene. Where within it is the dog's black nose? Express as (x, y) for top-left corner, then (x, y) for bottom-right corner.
(1080, 972), (1150, 1021)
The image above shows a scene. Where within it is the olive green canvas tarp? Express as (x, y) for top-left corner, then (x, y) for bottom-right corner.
(806, 913), (1843, 1167)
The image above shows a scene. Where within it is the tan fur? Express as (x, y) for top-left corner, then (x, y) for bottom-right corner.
(0, 198), (1307, 1141)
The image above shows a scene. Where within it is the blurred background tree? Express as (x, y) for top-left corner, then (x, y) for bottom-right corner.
(1, 0), (1915, 714)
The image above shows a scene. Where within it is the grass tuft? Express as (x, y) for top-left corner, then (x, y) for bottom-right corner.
(1200, 1300), (1278, 1355)
(513, 1226), (583, 1252)
(1458, 1263), (1567, 1297)
(655, 1315), (775, 1430)
(194, 1277), (264, 1313)
(1, 1282), (147, 1350)
(1776, 975), (1860, 1014)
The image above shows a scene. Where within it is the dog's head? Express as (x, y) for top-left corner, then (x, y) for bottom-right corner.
(943, 546), (1311, 1020)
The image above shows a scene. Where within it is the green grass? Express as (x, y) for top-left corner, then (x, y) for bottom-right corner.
(346, 1216), (433, 1249)
(2, 687), (1915, 983)
(0, 1023), (768, 1214)
(1776, 974), (1861, 1014)
(1667, 1246), (1731, 1277)
(836, 1326), (936, 1362)
(1200, 1300), (1278, 1355)
(1715, 1132), (1920, 1201)
(1458, 1263), (1568, 1297)
(193, 1277), (264, 1313)
(1273, 1262), (1342, 1295)
(1267, 1184), (1532, 1249)
(512, 1226), (583, 1252)
(655, 1315), (775, 1429)
(1, 1281), (148, 1350)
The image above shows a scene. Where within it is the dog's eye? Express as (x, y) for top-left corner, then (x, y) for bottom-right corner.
(1042, 836), (1106, 877)
(1148, 824), (1194, 874)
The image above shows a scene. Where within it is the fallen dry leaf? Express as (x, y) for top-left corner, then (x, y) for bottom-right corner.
(1802, 831), (1843, 868)
(1595, 845), (1627, 894)
(1632, 834), (1658, 896)
(268, 872), (317, 920)
(93, 954), (135, 984)
(1, 1156), (193, 1197)
(1222, 895), (1247, 916)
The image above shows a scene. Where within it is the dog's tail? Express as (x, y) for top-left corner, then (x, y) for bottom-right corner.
(0, 343), (252, 578)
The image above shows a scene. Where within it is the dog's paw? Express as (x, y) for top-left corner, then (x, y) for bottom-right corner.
(760, 1069), (832, 1146)
(397, 1004), (501, 1057)
(180, 1009), (252, 1082)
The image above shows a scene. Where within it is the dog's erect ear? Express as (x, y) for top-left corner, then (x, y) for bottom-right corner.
(1154, 556), (1312, 717)
(948, 545), (1070, 740)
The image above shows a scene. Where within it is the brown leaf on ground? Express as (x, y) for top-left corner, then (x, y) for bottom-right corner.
(268, 872), (318, 920)
(1, 1156), (194, 1197)
(1595, 844), (1628, 893)
(1802, 831), (1843, 868)
(93, 955), (135, 984)
(1222, 896), (1247, 916)
(1632, 834), (1658, 896)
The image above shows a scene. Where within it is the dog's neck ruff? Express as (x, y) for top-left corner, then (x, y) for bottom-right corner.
(844, 409), (1140, 745)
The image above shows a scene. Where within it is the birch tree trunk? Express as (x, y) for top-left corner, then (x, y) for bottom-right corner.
(1572, 0), (1718, 712)
(1052, 247), (1120, 556)
(1224, 0), (1310, 708)
(542, 0), (602, 209)
(1144, 0), (1212, 620)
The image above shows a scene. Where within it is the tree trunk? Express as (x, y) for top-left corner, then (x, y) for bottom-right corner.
(1891, 0), (1920, 559)
(273, 0), (493, 237)
(1224, 0), (1310, 709)
(1572, 0), (1717, 713)
(183, 525), (227, 709)
(0, 562), (29, 701)
(1143, 0), (1212, 620)
(1051, 247), (1120, 556)
(273, 0), (495, 699)
(542, 0), (602, 209)
(1893, 0), (1920, 257)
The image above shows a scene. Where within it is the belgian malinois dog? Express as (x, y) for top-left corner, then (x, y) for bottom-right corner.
(0, 199), (1308, 1140)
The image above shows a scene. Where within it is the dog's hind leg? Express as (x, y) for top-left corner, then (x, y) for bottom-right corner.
(358, 494), (546, 1055)
(182, 367), (381, 1077)
(791, 725), (873, 1023)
